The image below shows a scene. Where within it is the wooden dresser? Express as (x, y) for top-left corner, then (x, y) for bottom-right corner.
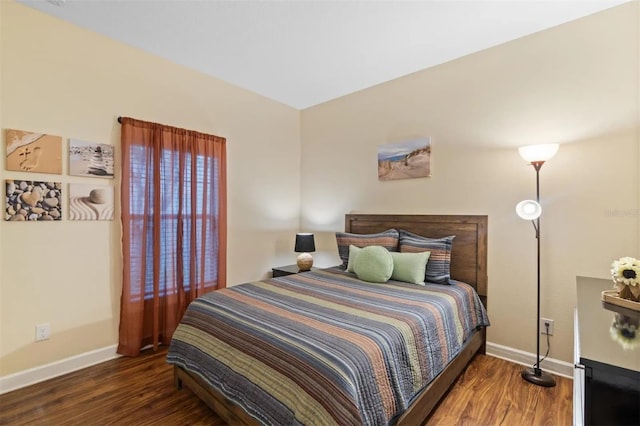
(574, 276), (640, 426)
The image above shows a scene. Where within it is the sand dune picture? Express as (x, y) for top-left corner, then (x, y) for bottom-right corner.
(69, 183), (114, 221)
(69, 139), (114, 178)
(5, 129), (62, 174)
(378, 137), (432, 181)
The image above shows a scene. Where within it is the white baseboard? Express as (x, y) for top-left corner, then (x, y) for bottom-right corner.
(486, 341), (574, 379)
(0, 345), (120, 395)
(0, 341), (573, 395)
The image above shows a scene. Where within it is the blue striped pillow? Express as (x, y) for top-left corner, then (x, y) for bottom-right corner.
(398, 229), (455, 284)
(335, 229), (399, 268)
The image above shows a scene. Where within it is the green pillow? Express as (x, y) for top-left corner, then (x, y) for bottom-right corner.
(390, 251), (431, 285)
(346, 245), (362, 272)
(353, 246), (394, 283)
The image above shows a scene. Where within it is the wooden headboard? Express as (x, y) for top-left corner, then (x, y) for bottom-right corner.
(345, 214), (488, 303)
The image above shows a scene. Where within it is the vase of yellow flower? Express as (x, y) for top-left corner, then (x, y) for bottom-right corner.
(611, 257), (640, 302)
(602, 257), (640, 313)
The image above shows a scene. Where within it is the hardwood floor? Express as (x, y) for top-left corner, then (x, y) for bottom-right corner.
(426, 356), (573, 426)
(0, 348), (572, 426)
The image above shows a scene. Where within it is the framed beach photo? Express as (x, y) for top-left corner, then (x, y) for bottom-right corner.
(68, 139), (114, 178)
(378, 137), (431, 181)
(5, 129), (62, 174)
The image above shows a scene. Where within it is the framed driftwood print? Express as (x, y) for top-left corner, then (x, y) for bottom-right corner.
(5, 180), (62, 221)
(69, 183), (114, 221)
(5, 129), (62, 174)
(69, 139), (114, 178)
(378, 137), (431, 181)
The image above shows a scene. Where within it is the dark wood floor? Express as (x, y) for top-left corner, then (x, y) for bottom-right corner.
(0, 347), (572, 426)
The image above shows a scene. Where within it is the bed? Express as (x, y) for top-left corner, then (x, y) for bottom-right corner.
(167, 214), (489, 425)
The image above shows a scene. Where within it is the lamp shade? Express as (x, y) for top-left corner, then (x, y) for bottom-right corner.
(516, 200), (542, 220)
(518, 144), (559, 163)
(294, 233), (315, 253)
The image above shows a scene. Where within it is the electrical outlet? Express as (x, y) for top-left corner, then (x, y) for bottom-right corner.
(35, 323), (51, 341)
(540, 318), (554, 336)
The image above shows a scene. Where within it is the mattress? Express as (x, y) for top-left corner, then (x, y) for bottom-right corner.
(166, 267), (490, 425)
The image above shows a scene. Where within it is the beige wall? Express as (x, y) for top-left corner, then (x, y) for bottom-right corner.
(301, 2), (639, 364)
(0, 1), (301, 375)
(1, 0), (638, 379)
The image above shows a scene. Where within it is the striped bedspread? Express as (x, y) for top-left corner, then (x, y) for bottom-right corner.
(167, 267), (489, 426)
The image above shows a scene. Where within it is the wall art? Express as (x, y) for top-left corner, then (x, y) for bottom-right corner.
(5, 129), (62, 174)
(68, 183), (114, 221)
(69, 138), (114, 178)
(378, 137), (431, 181)
(5, 180), (62, 221)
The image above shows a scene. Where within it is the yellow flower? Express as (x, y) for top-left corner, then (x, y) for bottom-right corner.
(611, 256), (640, 287)
(611, 257), (640, 301)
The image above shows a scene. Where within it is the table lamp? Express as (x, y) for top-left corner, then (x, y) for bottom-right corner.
(295, 233), (316, 271)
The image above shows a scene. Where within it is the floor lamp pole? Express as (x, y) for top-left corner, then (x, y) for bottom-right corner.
(521, 161), (556, 387)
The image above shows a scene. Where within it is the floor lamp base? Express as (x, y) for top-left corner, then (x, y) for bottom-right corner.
(521, 367), (556, 387)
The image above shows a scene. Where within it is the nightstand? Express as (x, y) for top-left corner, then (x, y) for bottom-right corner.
(272, 264), (317, 278)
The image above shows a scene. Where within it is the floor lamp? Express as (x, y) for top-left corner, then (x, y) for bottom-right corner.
(516, 143), (559, 388)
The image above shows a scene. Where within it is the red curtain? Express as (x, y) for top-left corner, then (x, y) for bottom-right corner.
(117, 117), (227, 356)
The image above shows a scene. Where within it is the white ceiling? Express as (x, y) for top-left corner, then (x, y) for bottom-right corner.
(19, 0), (629, 109)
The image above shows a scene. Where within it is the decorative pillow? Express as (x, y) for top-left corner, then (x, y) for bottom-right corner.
(353, 246), (394, 283)
(346, 245), (362, 273)
(335, 229), (399, 268)
(390, 251), (430, 285)
(398, 229), (455, 284)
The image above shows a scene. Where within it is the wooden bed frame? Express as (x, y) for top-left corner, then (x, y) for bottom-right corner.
(174, 214), (488, 425)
